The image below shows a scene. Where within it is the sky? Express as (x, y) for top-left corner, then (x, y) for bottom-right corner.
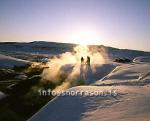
(0, 0), (149, 51)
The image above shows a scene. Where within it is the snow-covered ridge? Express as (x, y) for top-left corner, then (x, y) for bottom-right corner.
(0, 42), (149, 58)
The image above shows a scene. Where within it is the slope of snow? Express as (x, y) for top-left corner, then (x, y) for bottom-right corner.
(0, 54), (30, 68)
(28, 56), (150, 121)
(29, 86), (150, 121)
(95, 63), (150, 86)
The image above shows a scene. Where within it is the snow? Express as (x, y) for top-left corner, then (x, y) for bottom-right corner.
(0, 42), (149, 121)
(133, 56), (150, 63)
(29, 86), (150, 121)
(95, 63), (150, 86)
(60, 63), (117, 84)
(28, 56), (150, 121)
(0, 91), (6, 100)
(0, 54), (30, 68)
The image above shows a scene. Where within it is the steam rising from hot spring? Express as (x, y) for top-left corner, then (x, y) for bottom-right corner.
(42, 45), (108, 91)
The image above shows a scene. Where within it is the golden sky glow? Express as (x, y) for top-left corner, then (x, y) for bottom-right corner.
(71, 31), (101, 45)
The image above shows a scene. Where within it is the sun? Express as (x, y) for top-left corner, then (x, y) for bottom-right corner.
(71, 31), (100, 45)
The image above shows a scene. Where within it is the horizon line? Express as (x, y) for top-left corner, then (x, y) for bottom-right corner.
(0, 40), (149, 52)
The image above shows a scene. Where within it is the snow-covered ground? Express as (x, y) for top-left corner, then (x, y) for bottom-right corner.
(0, 54), (30, 68)
(0, 91), (6, 100)
(29, 56), (150, 121)
(29, 86), (150, 121)
(60, 63), (117, 84)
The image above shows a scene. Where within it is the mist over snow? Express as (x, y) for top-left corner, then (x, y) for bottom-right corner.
(41, 45), (109, 91)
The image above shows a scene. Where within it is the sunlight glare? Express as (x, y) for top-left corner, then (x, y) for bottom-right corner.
(71, 31), (100, 45)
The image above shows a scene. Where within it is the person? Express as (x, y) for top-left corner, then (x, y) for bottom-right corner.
(81, 57), (84, 64)
(87, 56), (90, 65)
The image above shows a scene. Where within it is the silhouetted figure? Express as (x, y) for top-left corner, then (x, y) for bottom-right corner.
(81, 57), (84, 64)
(87, 56), (90, 65)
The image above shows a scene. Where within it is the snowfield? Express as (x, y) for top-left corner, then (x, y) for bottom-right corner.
(29, 56), (150, 121)
(0, 54), (30, 68)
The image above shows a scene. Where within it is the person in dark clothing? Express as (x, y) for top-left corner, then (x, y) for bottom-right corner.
(87, 56), (90, 65)
(81, 57), (84, 64)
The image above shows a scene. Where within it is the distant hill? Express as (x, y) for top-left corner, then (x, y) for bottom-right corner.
(0, 41), (149, 59)
(0, 41), (75, 55)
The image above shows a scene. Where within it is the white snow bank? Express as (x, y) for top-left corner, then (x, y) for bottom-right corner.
(0, 54), (30, 68)
(95, 63), (150, 86)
